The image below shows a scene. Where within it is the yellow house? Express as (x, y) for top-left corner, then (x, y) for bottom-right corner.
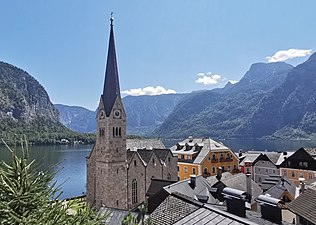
(171, 137), (239, 181)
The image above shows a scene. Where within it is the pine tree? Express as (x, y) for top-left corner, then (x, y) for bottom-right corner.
(0, 138), (106, 225)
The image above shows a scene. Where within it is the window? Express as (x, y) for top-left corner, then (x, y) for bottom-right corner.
(192, 168), (196, 174)
(117, 169), (119, 174)
(184, 167), (188, 173)
(258, 168), (261, 172)
(291, 171), (295, 178)
(228, 166), (231, 172)
(233, 165), (237, 170)
(152, 158), (155, 164)
(283, 170), (287, 176)
(246, 168), (250, 173)
(266, 169), (268, 173)
(222, 166), (225, 171)
(167, 173), (171, 180)
(220, 153), (224, 159)
(299, 161), (303, 167)
(273, 170), (275, 174)
(178, 176), (180, 181)
(303, 162), (308, 168)
(212, 167), (216, 174)
(287, 161), (291, 167)
(212, 154), (216, 160)
(177, 166), (180, 172)
(208, 156), (211, 161)
(168, 157), (171, 162)
(181, 155), (184, 159)
(204, 168), (208, 174)
(309, 173), (314, 179)
(299, 172), (303, 178)
(134, 160), (137, 167)
(132, 179), (137, 204)
(259, 177), (261, 182)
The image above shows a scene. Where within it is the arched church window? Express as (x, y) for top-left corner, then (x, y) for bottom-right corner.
(116, 127), (118, 136)
(119, 127), (121, 137)
(113, 127), (115, 137)
(132, 179), (137, 204)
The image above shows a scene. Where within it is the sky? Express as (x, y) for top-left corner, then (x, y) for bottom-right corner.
(1, 1), (316, 110)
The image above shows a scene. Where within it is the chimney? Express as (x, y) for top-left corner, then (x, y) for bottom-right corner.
(283, 151), (287, 155)
(190, 175), (196, 189)
(256, 195), (284, 224)
(238, 150), (243, 157)
(216, 167), (223, 181)
(246, 173), (252, 203)
(299, 178), (305, 194)
(222, 187), (247, 217)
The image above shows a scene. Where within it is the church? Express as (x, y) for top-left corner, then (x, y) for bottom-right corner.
(86, 16), (178, 210)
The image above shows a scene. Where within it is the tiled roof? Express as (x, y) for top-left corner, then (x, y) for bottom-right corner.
(99, 207), (132, 225)
(137, 149), (153, 164)
(170, 137), (233, 165)
(150, 194), (200, 225)
(275, 152), (294, 165)
(207, 172), (263, 204)
(126, 138), (165, 150)
(163, 175), (218, 204)
(151, 192), (291, 225)
(146, 179), (177, 197)
(154, 149), (170, 161)
(266, 153), (282, 164)
(263, 177), (296, 200)
(288, 187), (316, 224)
(305, 147), (316, 160)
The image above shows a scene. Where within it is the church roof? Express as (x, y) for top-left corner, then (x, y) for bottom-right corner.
(102, 16), (121, 117)
(126, 138), (165, 151)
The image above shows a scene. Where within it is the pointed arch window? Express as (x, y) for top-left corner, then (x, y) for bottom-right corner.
(167, 173), (171, 180)
(132, 179), (138, 204)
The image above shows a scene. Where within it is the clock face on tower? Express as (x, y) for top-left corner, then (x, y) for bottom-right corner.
(113, 109), (122, 119)
(99, 110), (105, 119)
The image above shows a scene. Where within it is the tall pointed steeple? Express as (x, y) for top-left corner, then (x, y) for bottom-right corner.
(102, 13), (121, 117)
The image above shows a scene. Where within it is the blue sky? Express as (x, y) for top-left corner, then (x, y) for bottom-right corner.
(1, 1), (316, 110)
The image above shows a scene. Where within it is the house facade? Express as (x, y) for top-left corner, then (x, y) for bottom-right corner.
(279, 148), (316, 186)
(171, 138), (239, 181)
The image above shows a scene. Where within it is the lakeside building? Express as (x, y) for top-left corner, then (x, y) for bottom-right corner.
(170, 137), (239, 181)
(86, 16), (177, 210)
(279, 147), (316, 186)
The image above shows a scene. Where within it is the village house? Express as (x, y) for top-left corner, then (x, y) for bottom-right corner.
(171, 137), (239, 180)
(279, 147), (316, 186)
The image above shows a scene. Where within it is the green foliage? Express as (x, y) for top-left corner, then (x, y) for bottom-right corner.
(0, 138), (105, 225)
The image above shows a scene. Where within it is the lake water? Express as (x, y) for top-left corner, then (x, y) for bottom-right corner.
(1, 139), (316, 199)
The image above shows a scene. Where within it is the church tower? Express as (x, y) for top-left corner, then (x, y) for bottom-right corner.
(86, 15), (127, 210)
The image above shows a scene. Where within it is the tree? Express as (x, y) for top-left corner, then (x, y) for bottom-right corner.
(0, 138), (106, 225)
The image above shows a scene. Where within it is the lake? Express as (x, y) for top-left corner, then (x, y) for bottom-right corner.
(1, 139), (316, 199)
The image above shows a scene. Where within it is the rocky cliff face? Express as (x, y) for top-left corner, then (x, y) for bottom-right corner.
(152, 62), (294, 139)
(0, 61), (59, 122)
(239, 53), (316, 139)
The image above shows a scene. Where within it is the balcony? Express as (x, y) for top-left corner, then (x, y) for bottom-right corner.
(226, 158), (233, 162)
(219, 158), (226, 162)
(211, 158), (218, 163)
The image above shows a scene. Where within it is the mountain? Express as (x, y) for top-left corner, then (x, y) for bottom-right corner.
(152, 62), (294, 139)
(55, 104), (96, 133)
(0, 61), (93, 145)
(56, 94), (186, 135)
(123, 94), (186, 135)
(238, 53), (316, 139)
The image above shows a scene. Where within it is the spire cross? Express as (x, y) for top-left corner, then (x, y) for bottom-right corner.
(110, 12), (114, 26)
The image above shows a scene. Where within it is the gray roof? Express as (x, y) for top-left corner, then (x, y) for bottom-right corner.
(146, 179), (177, 197)
(127, 138), (165, 150)
(151, 192), (291, 225)
(137, 149), (153, 163)
(207, 172), (263, 204)
(163, 175), (218, 204)
(266, 153), (282, 164)
(99, 207), (132, 225)
(288, 187), (316, 224)
(171, 138), (233, 165)
(263, 177), (297, 200)
(102, 21), (121, 117)
(305, 147), (316, 160)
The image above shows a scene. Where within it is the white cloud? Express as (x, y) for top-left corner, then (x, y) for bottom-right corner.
(122, 86), (176, 96)
(195, 72), (222, 85)
(228, 80), (239, 84)
(267, 49), (312, 62)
